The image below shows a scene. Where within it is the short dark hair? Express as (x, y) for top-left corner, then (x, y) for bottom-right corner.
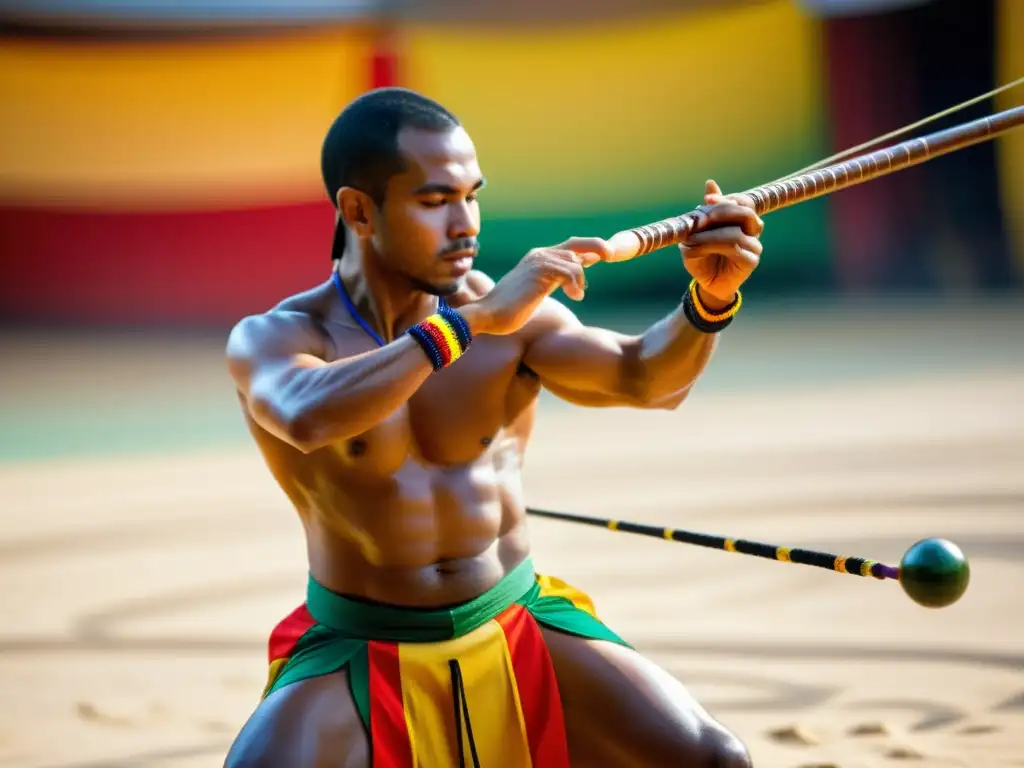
(321, 88), (460, 261)
(321, 88), (458, 235)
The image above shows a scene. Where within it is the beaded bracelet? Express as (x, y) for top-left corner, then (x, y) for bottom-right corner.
(682, 278), (742, 333)
(407, 309), (473, 370)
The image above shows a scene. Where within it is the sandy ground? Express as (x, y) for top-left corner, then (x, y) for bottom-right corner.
(1, 306), (1023, 768)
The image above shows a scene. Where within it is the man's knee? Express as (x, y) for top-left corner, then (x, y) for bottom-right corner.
(636, 718), (751, 767)
(701, 726), (752, 768)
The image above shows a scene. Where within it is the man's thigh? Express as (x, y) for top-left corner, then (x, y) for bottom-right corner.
(540, 627), (750, 767)
(224, 670), (369, 768)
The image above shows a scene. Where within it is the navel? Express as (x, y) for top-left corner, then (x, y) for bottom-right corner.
(435, 559), (459, 576)
(348, 438), (367, 458)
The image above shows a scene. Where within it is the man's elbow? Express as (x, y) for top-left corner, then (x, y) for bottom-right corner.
(623, 364), (693, 411)
(652, 388), (693, 410)
(635, 384), (693, 411)
(249, 395), (325, 454)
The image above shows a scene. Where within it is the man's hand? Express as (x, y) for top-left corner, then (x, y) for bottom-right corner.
(681, 179), (763, 308)
(461, 237), (613, 336)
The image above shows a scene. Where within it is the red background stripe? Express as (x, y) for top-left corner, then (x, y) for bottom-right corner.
(0, 201), (335, 326)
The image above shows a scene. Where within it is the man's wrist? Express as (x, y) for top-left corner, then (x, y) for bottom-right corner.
(457, 303), (490, 336)
(682, 279), (742, 334)
(695, 284), (737, 312)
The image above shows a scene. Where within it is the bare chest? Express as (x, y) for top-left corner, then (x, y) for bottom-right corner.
(331, 336), (540, 475)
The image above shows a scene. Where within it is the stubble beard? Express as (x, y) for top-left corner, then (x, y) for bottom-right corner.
(408, 274), (462, 297)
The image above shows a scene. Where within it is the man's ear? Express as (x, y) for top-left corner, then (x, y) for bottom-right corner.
(337, 187), (376, 237)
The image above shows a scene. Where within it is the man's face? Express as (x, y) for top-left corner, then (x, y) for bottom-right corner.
(373, 125), (484, 295)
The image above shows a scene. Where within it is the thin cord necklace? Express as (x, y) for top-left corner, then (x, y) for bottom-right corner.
(331, 270), (449, 348)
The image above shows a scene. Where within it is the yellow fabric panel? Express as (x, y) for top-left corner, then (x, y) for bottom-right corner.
(995, 0), (1024, 271)
(535, 574), (598, 618)
(403, 1), (823, 214)
(397, 619), (531, 767)
(0, 27), (374, 210)
(261, 657), (289, 698)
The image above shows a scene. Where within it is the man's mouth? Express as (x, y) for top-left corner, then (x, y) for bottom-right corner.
(446, 254), (475, 274)
(441, 241), (479, 260)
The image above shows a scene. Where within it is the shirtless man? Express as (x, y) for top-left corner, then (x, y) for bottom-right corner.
(224, 87), (763, 767)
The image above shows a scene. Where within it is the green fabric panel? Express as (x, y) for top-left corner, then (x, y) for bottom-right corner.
(265, 589), (630, 703)
(348, 643), (372, 733)
(263, 624), (365, 699)
(263, 563), (632, 716)
(305, 557), (537, 642)
(522, 593), (632, 649)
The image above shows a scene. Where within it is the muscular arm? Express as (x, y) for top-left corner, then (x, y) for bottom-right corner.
(226, 311), (434, 452)
(519, 188), (761, 409)
(521, 297), (718, 410)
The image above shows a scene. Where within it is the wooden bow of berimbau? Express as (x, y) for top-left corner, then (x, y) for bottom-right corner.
(524, 76), (1024, 608)
(601, 76), (1024, 261)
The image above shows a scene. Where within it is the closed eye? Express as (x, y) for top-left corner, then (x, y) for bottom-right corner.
(419, 191), (481, 208)
(414, 178), (486, 208)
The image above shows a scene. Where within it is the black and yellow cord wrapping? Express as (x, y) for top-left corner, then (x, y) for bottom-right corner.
(527, 508), (899, 581)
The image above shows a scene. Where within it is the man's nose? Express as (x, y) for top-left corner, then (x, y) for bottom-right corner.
(448, 200), (480, 240)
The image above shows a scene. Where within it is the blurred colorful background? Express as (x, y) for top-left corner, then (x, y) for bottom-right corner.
(1, 0), (1021, 327)
(2, 5), (1024, 767)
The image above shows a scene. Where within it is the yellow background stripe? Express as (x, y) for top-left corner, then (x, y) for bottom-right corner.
(403, 1), (823, 215)
(0, 27), (374, 210)
(398, 619), (531, 766)
(0, 2), (824, 217)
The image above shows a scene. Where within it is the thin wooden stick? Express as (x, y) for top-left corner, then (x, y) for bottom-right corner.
(604, 104), (1024, 262)
(765, 75), (1024, 186)
(526, 507), (898, 580)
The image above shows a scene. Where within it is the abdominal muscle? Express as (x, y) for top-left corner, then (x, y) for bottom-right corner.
(291, 435), (534, 609)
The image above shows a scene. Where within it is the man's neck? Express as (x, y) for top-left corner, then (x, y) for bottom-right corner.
(335, 250), (437, 344)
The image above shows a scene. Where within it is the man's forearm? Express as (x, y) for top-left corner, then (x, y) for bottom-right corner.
(250, 336), (434, 451)
(633, 300), (721, 405)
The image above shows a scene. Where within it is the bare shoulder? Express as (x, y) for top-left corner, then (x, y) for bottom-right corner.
(225, 293), (334, 383)
(226, 309), (331, 363)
